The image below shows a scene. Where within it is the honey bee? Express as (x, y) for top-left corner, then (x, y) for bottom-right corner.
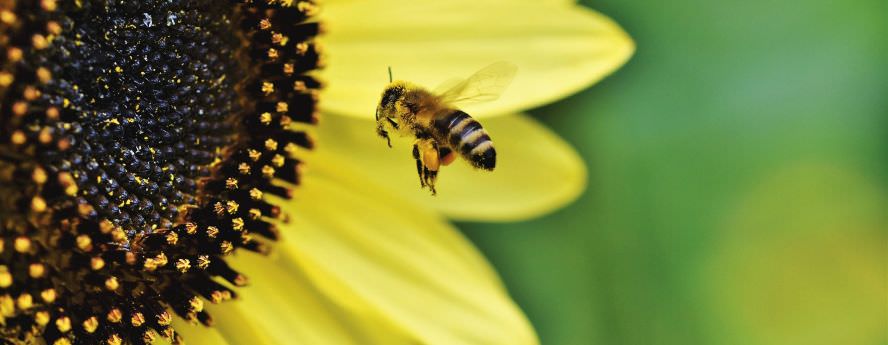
(375, 62), (518, 195)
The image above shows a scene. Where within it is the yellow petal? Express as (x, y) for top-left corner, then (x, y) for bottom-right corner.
(208, 251), (408, 345)
(320, 0), (634, 118)
(310, 112), (585, 221)
(275, 169), (539, 344)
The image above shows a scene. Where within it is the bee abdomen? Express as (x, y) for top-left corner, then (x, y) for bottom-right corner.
(435, 110), (496, 170)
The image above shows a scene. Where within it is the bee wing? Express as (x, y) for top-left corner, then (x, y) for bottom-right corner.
(435, 61), (518, 105)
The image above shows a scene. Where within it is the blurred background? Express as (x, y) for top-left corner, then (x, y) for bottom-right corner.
(460, 0), (887, 344)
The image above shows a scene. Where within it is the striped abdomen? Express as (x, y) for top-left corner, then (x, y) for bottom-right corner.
(433, 109), (496, 170)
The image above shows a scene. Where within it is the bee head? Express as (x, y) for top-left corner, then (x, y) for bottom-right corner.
(376, 83), (405, 120)
(375, 83), (406, 147)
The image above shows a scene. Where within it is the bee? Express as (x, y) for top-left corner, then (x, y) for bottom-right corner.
(375, 62), (517, 195)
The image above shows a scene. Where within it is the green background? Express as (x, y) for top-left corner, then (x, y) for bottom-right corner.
(461, 0), (887, 344)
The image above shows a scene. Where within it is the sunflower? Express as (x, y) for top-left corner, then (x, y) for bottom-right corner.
(0, 0), (631, 344)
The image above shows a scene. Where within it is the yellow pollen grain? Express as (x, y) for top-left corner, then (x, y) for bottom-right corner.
(98, 219), (114, 233)
(232, 218), (244, 231)
(38, 127), (53, 144)
(12, 101), (28, 116)
(47, 21), (62, 35)
(226, 201), (239, 213)
(104, 276), (119, 291)
(29, 263), (45, 278)
(36, 67), (52, 83)
(157, 311), (172, 326)
(0, 295), (13, 316)
(82, 316), (99, 333)
(189, 297), (204, 312)
(16, 293), (32, 310)
(175, 259), (190, 273)
(41, 0), (58, 11)
(225, 178), (238, 190)
(248, 149), (262, 161)
(259, 18), (271, 30)
(0, 72), (14, 87)
(11, 130), (26, 145)
(249, 188), (263, 200)
(262, 165), (275, 178)
(32, 34), (49, 50)
(31, 196), (47, 212)
(76, 234), (92, 251)
(261, 81), (274, 95)
(265, 138), (278, 151)
(143, 258), (158, 272)
(271, 32), (285, 45)
(210, 291), (224, 304)
(260, 112), (273, 125)
(249, 208), (262, 219)
(35, 311), (50, 326)
(276, 101), (289, 113)
(77, 203), (94, 217)
(214, 202), (225, 215)
(272, 154), (285, 167)
(14, 236), (31, 253)
(41, 289), (56, 303)
(107, 334), (122, 345)
(154, 252), (168, 267)
(220, 241), (233, 255)
(295, 41), (309, 55)
(197, 255), (210, 269)
(166, 232), (178, 245)
(281, 115), (293, 127)
(106, 309), (122, 323)
(56, 316), (71, 332)
(32, 167), (48, 184)
(0, 11), (16, 25)
(130, 312), (145, 327)
(24, 86), (41, 100)
(46, 106), (60, 119)
(234, 274), (249, 286)
(238, 162), (251, 175)
(111, 228), (127, 243)
(142, 330), (157, 343)
(91, 257), (105, 270)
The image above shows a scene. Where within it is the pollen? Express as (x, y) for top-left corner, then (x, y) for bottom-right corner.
(0, 0), (321, 343)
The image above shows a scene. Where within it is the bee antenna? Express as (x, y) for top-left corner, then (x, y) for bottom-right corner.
(388, 66), (393, 83)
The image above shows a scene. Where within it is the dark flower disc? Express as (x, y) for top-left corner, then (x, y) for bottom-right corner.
(0, 0), (320, 343)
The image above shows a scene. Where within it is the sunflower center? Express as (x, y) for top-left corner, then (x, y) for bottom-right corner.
(33, 2), (245, 239)
(0, 1), (321, 343)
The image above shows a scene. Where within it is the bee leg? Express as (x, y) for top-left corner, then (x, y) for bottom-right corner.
(412, 143), (425, 187)
(377, 126), (392, 148)
(416, 139), (441, 195)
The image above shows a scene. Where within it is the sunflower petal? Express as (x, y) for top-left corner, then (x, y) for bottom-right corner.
(205, 251), (409, 345)
(310, 112), (585, 221)
(274, 169), (539, 345)
(320, 0), (633, 118)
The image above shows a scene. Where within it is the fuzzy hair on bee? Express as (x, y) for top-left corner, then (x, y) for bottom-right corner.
(374, 62), (517, 195)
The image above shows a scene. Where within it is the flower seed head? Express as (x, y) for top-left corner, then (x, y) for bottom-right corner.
(0, 0), (321, 343)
